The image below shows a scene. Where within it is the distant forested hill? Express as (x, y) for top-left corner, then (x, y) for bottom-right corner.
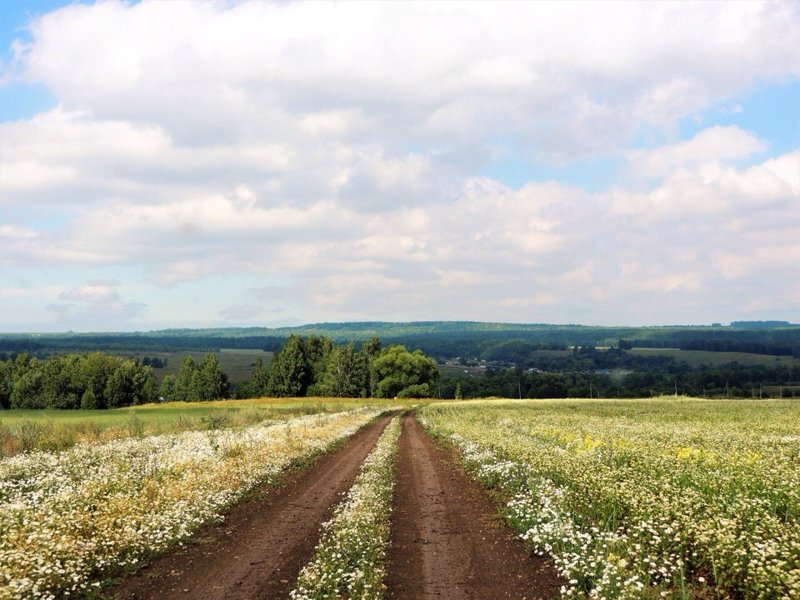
(1, 321), (799, 359)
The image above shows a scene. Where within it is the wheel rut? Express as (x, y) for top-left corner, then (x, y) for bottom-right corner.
(384, 413), (562, 599)
(110, 414), (393, 600)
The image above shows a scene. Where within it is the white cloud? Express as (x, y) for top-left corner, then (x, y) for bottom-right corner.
(1, 1), (799, 328)
(11, 1), (798, 156)
(4, 142), (797, 322)
(627, 126), (766, 178)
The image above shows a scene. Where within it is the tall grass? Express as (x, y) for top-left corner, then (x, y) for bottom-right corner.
(0, 397), (401, 457)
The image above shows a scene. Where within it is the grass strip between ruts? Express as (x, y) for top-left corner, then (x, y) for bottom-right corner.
(290, 415), (402, 600)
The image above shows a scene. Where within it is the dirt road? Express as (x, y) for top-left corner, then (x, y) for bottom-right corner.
(111, 412), (560, 599)
(384, 414), (561, 599)
(111, 414), (393, 600)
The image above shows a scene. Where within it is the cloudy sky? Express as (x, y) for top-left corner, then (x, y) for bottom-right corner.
(1, 0), (799, 332)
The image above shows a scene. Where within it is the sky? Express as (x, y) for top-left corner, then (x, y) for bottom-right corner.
(0, 0), (799, 332)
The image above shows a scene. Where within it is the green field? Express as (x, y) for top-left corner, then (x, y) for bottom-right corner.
(127, 348), (273, 383)
(628, 347), (800, 367)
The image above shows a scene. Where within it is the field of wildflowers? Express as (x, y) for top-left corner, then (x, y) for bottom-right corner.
(0, 407), (382, 599)
(291, 415), (401, 600)
(419, 398), (800, 599)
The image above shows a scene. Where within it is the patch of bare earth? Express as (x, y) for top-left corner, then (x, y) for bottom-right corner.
(109, 414), (393, 600)
(385, 414), (563, 599)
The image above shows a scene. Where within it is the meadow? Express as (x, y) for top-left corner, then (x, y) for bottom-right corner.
(3, 396), (798, 598)
(0, 397), (398, 457)
(420, 398), (800, 599)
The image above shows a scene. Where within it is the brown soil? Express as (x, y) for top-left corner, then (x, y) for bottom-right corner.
(384, 414), (563, 599)
(109, 412), (561, 599)
(109, 414), (393, 600)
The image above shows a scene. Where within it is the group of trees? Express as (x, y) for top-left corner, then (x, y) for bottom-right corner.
(0, 353), (157, 409)
(159, 354), (229, 402)
(238, 336), (439, 399)
(0, 336), (440, 410)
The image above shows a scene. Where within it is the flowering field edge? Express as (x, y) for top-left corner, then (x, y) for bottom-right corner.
(0, 408), (384, 599)
(417, 400), (800, 599)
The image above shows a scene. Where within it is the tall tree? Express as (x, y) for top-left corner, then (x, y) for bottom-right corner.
(266, 336), (309, 397)
(320, 343), (368, 398)
(303, 336), (333, 395)
(370, 345), (439, 398)
(250, 357), (270, 397)
(0, 361), (11, 409)
(196, 353), (229, 400)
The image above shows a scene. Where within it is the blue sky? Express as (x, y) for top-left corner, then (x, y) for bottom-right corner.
(1, 0), (798, 332)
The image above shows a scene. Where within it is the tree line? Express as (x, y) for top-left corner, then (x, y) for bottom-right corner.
(159, 354), (230, 402)
(236, 336), (439, 399)
(440, 361), (800, 400)
(0, 336), (440, 409)
(0, 353), (158, 409)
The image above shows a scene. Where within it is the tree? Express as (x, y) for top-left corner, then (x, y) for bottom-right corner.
(174, 356), (196, 400)
(360, 337), (382, 396)
(266, 336), (309, 397)
(250, 358), (271, 397)
(0, 361), (11, 409)
(159, 354), (226, 402)
(159, 374), (177, 402)
(104, 364), (134, 408)
(370, 345), (439, 398)
(10, 356), (44, 408)
(80, 352), (117, 409)
(196, 353), (229, 400)
(319, 343), (368, 398)
(303, 336), (333, 396)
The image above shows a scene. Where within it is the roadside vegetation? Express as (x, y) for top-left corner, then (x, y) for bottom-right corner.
(420, 398), (800, 598)
(0, 407), (382, 598)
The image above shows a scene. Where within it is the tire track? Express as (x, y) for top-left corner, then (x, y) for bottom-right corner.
(385, 413), (562, 599)
(110, 414), (393, 600)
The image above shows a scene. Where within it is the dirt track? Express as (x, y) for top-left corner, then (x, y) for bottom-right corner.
(111, 412), (560, 599)
(384, 414), (561, 599)
(110, 415), (393, 600)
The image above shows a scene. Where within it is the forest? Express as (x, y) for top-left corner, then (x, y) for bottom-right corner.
(2, 321), (798, 359)
(0, 336), (439, 409)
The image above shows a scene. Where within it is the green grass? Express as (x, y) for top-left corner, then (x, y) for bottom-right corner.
(122, 348), (273, 383)
(628, 347), (800, 367)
